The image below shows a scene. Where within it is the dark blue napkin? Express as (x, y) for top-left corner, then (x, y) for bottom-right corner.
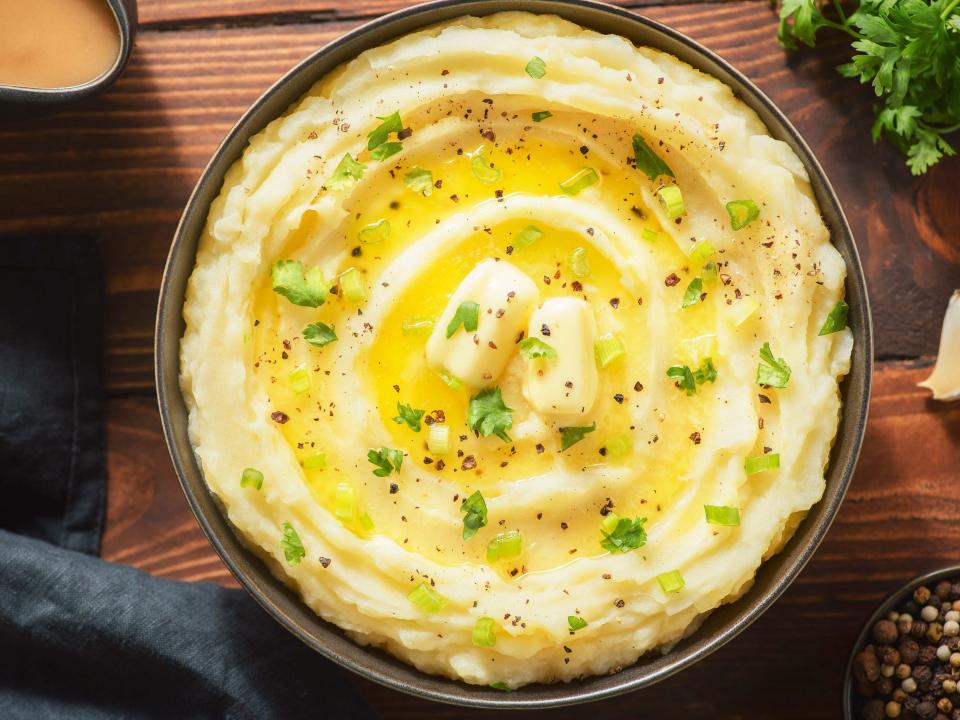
(0, 237), (375, 720)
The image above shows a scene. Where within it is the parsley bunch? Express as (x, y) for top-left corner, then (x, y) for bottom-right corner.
(778, 0), (960, 174)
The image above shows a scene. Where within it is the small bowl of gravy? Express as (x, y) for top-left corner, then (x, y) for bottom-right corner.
(0, 0), (136, 105)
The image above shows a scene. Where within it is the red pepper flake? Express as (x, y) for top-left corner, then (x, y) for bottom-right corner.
(462, 455), (477, 471)
(270, 411), (289, 424)
(664, 273), (680, 287)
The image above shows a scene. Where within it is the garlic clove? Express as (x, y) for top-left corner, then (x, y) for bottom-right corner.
(918, 290), (960, 401)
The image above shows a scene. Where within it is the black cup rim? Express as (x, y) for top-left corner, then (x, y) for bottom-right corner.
(155, 0), (873, 708)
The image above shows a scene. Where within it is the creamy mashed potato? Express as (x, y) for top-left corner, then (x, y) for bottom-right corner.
(181, 11), (853, 688)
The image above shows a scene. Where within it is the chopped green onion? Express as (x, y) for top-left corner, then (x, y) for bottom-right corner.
(600, 512), (620, 536)
(334, 482), (358, 522)
(358, 218), (391, 244)
(303, 322), (337, 347)
(460, 490), (488, 540)
(532, 110), (552, 122)
(513, 224), (543, 250)
(370, 141), (402, 161)
(367, 110), (403, 150)
(745, 453), (780, 475)
(289, 367), (311, 395)
(404, 166), (434, 196)
(656, 569), (685, 593)
(329, 153), (366, 191)
(427, 424), (450, 455)
(641, 227), (659, 243)
(518, 336), (557, 361)
(606, 434), (633, 459)
(272, 259), (330, 308)
(702, 261), (719, 288)
(568, 247), (590, 278)
(568, 615), (588, 632)
(559, 167), (599, 196)
(525, 56), (546, 79)
(401, 316), (434, 335)
(407, 582), (447, 613)
(756, 342), (791, 388)
(471, 154), (502, 184)
(682, 277), (704, 308)
(594, 333), (626, 368)
(438, 370), (463, 391)
(486, 530), (523, 561)
(688, 239), (715, 268)
(657, 184), (685, 219)
(339, 267), (366, 302)
(302, 453), (326, 470)
(240, 467), (263, 490)
(472, 616), (498, 647)
(560, 422), (596, 451)
(280, 522), (305, 566)
(818, 301), (849, 336)
(632, 133), (675, 181)
(704, 505), (740, 526)
(358, 512), (375, 533)
(725, 199), (760, 230)
(729, 297), (761, 326)
(446, 300), (480, 338)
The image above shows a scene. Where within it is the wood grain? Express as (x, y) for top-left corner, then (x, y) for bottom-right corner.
(1, 2), (957, 395)
(101, 362), (960, 718)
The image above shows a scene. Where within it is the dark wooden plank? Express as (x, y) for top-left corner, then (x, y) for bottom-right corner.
(1, 3), (957, 396)
(102, 362), (960, 718)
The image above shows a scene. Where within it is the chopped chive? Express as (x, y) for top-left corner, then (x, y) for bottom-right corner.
(568, 615), (588, 632)
(725, 199), (760, 230)
(289, 367), (311, 395)
(568, 247), (590, 278)
(525, 56), (546, 79)
(559, 167), (599, 196)
(513, 224), (543, 250)
(532, 110), (552, 122)
(745, 453), (780, 474)
(240, 467), (263, 490)
(486, 530), (523, 561)
(358, 218), (391, 244)
(657, 184), (685, 219)
(302, 453), (326, 470)
(407, 582), (447, 613)
(594, 333), (625, 368)
(818, 300), (849, 336)
(427, 424), (450, 455)
(472, 616), (498, 647)
(401, 316), (434, 335)
(704, 504), (740, 526)
(471, 154), (502, 184)
(656, 569), (685, 593)
(280, 522), (305, 566)
(339, 267), (366, 302)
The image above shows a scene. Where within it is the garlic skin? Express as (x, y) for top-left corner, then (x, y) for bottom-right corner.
(919, 290), (960, 401)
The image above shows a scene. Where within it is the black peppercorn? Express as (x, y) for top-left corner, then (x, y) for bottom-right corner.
(882, 647), (903, 666)
(919, 645), (938, 666)
(901, 639), (921, 664)
(875, 620), (900, 645)
(863, 699), (886, 720)
(936, 582), (953, 600)
(914, 665), (934, 686)
(918, 700), (938, 719)
(914, 621), (931, 640)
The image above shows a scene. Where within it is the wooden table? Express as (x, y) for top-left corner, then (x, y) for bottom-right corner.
(2, 0), (958, 716)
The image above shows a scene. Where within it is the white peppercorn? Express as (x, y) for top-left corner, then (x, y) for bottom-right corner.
(882, 663), (896, 677)
(945, 620), (959, 636)
(946, 610), (960, 623)
(937, 644), (952, 662)
(901, 677), (918, 693)
(922, 605), (939, 622)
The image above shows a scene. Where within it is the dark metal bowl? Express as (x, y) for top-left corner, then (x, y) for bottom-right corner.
(156, 0), (873, 708)
(0, 0), (137, 106)
(843, 566), (960, 719)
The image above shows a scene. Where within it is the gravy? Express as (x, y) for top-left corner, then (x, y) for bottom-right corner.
(0, 0), (121, 89)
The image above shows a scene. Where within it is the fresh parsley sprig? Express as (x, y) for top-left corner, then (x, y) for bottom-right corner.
(777, 0), (960, 175)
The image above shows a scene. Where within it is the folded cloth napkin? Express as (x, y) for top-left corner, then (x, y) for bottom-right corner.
(0, 237), (375, 720)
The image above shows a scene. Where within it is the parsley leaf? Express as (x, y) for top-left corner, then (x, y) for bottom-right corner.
(368, 447), (403, 477)
(404, 167), (434, 196)
(525, 56), (547, 79)
(532, 110), (553, 122)
(600, 516), (647, 553)
(682, 277), (704, 308)
(560, 422), (596, 451)
(467, 387), (513, 442)
(668, 358), (717, 394)
(631, 133), (675, 180)
(329, 153), (366, 190)
(367, 111), (404, 151)
(370, 141), (403, 161)
(392, 402), (425, 432)
(280, 522), (305, 566)
(518, 336), (558, 361)
(693, 357), (718, 384)
(460, 490), (488, 540)
(818, 300), (850, 335)
(757, 342), (791, 388)
(272, 260), (330, 308)
(445, 300), (480, 338)
(568, 616), (588, 631)
(303, 322), (337, 347)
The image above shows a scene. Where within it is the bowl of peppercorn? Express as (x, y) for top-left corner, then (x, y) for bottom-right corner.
(846, 567), (960, 720)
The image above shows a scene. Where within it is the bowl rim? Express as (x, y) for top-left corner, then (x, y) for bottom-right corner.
(842, 565), (960, 719)
(0, 0), (137, 105)
(155, 0), (873, 708)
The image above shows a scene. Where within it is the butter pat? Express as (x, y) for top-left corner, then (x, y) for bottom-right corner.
(426, 260), (538, 387)
(523, 297), (598, 416)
